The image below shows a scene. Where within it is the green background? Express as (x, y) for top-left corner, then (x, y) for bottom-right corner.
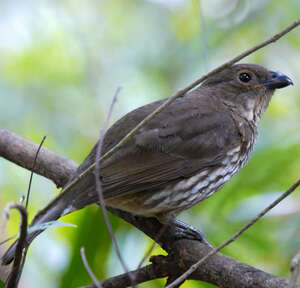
(0, 0), (300, 287)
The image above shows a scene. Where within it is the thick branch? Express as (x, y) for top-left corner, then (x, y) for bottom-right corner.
(0, 127), (78, 187)
(1, 128), (298, 288)
(84, 241), (296, 288)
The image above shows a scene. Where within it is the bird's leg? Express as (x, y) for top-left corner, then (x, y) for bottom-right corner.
(170, 218), (212, 247)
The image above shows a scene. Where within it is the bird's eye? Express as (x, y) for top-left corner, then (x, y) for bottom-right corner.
(238, 72), (252, 83)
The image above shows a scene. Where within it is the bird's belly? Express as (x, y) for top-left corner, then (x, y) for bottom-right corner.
(106, 146), (252, 218)
(147, 145), (252, 215)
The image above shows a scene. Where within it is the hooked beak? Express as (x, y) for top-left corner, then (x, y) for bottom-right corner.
(263, 70), (293, 89)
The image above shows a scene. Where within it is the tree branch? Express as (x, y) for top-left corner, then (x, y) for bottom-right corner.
(0, 127), (78, 188)
(83, 241), (297, 288)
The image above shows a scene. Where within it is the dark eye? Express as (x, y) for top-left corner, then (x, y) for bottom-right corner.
(239, 72), (252, 83)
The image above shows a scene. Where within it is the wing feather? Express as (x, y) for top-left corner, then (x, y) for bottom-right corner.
(95, 92), (242, 199)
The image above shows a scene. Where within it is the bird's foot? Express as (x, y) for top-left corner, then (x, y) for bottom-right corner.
(170, 218), (213, 248)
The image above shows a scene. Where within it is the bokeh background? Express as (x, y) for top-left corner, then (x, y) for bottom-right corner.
(0, 0), (300, 287)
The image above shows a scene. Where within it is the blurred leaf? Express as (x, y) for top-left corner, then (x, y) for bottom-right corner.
(3, 40), (82, 87)
(58, 206), (116, 287)
(170, 0), (200, 41)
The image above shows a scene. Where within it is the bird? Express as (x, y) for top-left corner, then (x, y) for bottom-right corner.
(2, 63), (293, 265)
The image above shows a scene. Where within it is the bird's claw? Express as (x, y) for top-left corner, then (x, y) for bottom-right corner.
(170, 218), (213, 248)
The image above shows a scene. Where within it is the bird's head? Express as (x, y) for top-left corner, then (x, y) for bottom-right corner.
(201, 63), (293, 123)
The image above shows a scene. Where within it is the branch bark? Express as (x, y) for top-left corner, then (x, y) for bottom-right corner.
(0, 127), (77, 188)
(84, 241), (294, 288)
(1, 127), (298, 288)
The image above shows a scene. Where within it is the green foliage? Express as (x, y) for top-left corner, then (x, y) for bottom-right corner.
(58, 207), (113, 287)
(0, 0), (300, 287)
(3, 40), (82, 87)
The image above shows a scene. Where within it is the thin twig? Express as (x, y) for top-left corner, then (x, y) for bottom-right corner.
(93, 87), (135, 286)
(25, 136), (47, 208)
(4, 203), (28, 288)
(289, 251), (300, 288)
(80, 247), (102, 288)
(16, 136), (47, 282)
(41, 19), (300, 216)
(3, 136), (47, 286)
(165, 178), (300, 288)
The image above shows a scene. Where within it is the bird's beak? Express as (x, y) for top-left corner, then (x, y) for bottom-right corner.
(263, 70), (293, 89)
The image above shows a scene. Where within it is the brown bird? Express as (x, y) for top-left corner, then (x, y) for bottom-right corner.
(2, 63), (293, 265)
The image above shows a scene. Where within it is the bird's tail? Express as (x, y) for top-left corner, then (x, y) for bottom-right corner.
(2, 173), (97, 265)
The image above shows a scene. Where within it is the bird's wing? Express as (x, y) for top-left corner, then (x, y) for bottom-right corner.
(95, 92), (242, 199)
(76, 92), (242, 199)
